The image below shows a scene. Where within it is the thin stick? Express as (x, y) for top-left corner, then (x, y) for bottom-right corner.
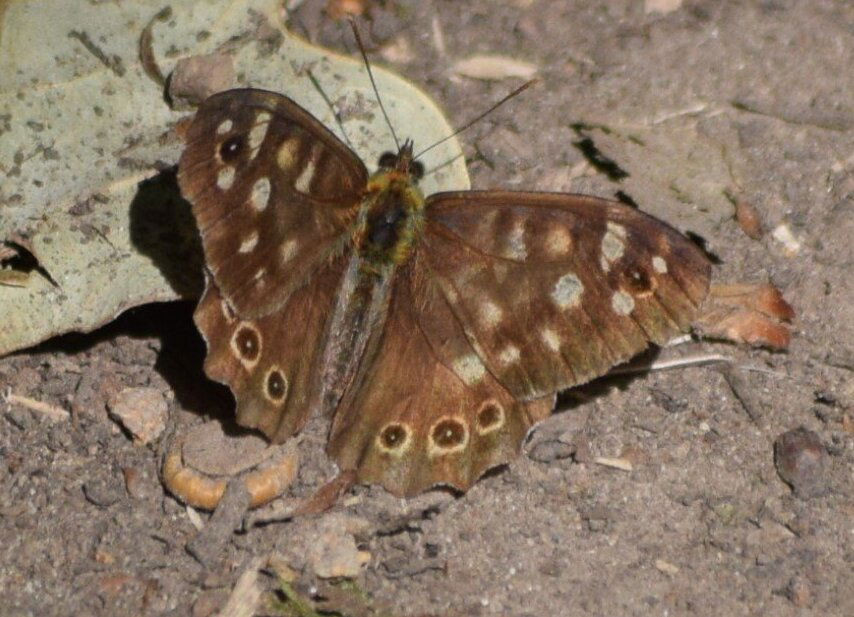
(3, 390), (69, 422)
(414, 79), (539, 160)
(349, 18), (400, 151)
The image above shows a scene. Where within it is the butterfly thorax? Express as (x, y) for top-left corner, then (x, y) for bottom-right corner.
(354, 143), (426, 270)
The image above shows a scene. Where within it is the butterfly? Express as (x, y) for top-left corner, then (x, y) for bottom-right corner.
(177, 87), (710, 497)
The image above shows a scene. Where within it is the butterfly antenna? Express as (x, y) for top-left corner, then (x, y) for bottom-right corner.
(349, 18), (401, 151)
(414, 79), (538, 160)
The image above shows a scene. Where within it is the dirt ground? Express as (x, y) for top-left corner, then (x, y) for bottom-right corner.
(1, 1), (852, 616)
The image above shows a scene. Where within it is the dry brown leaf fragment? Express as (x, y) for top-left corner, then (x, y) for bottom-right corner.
(695, 283), (794, 350)
(734, 199), (764, 239)
(453, 55), (538, 81)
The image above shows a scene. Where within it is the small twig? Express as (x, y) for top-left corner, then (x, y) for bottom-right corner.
(3, 390), (70, 422)
(609, 353), (731, 376)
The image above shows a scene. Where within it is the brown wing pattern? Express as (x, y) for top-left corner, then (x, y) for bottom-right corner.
(194, 256), (349, 443)
(178, 89), (368, 319)
(327, 263), (552, 497)
(419, 191), (711, 400)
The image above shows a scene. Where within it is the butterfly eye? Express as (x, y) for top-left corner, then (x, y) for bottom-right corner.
(409, 160), (425, 180)
(377, 151), (397, 169)
(219, 135), (245, 162)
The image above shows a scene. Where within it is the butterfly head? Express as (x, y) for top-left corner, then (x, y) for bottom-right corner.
(375, 139), (425, 183)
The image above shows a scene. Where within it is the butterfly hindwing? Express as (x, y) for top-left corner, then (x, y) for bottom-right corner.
(194, 256), (349, 443)
(178, 89), (368, 319)
(327, 264), (553, 497)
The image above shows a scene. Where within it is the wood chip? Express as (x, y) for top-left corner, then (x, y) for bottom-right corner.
(216, 557), (265, 617)
(645, 0), (683, 14)
(655, 559), (680, 574)
(771, 223), (802, 255)
(453, 55), (537, 81)
(594, 456), (633, 472)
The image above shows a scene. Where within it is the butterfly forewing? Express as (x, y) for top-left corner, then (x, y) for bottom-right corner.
(418, 191), (711, 401)
(178, 89), (368, 319)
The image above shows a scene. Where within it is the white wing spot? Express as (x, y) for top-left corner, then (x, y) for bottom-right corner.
(479, 300), (503, 329)
(251, 177), (271, 212)
(652, 255), (668, 274)
(216, 119), (233, 134)
(504, 218), (528, 260)
(452, 354), (487, 385)
(601, 222), (626, 269)
(540, 327), (561, 352)
(612, 290), (635, 315)
(545, 225), (572, 257)
(280, 239), (299, 264)
(216, 166), (235, 190)
(238, 231), (259, 254)
(498, 344), (520, 366)
(294, 156), (317, 194)
(551, 272), (584, 309)
(277, 137), (300, 171)
(253, 268), (266, 289)
(248, 111), (272, 158)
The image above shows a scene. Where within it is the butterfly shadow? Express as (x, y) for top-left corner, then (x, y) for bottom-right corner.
(128, 165), (206, 302)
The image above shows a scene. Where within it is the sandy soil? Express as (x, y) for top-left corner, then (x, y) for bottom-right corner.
(1, 1), (852, 616)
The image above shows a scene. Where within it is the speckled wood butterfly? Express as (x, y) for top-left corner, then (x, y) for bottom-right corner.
(177, 86), (710, 497)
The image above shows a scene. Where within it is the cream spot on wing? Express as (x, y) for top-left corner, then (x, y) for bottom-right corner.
(253, 268), (266, 289)
(504, 218), (528, 260)
(452, 354), (487, 385)
(247, 112), (271, 159)
(216, 119), (233, 134)
(277, 137), (300, 171)
(238, 231), (259, 254)
(601, 221), (626, 268)
(551, 272), (584, 309)
(220, 299), (236, 322)
(540, 327), (561, 352)
(612, 290), (635, 315)
(216, 166), (235, 190)
(498, 344), (520, 366)
(280, 239), (299, 264)
(250, 177), (271, 212)
(652, 255), (668, 274)
(479, 300), (503, 329)
(545, 225), (572, 257)
(294, 152), (317, 194)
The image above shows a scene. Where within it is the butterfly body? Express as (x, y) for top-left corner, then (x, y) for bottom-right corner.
(354, 141), (426, 269)
(179, 88), (711, 496)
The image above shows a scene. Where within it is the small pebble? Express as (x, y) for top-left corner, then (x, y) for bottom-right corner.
(107, 387), (168, 444)
(774, 427), (829, 499)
